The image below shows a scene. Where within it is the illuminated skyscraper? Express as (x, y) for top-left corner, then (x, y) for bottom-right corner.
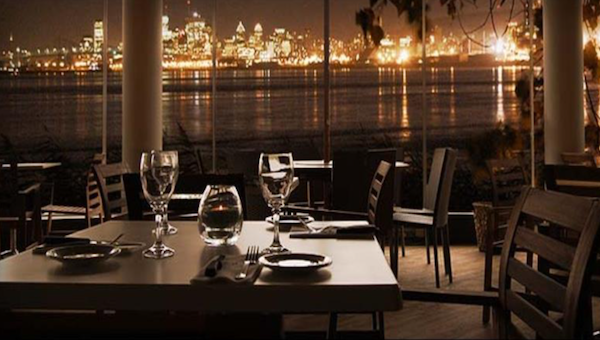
(185, 13), (213, 60)
(93, 20), (103, 54)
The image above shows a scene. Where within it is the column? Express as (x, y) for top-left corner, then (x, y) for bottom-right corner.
(122, 0), (163, 171)
(543, 0), (584, 164)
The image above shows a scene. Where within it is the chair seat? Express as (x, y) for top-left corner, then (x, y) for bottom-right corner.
(393, 207), (433, 215)
(393, 212), (433, 226)
(42, 205), (86, 215)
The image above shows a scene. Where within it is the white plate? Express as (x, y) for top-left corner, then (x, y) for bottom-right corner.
(259, 253), (332, 273)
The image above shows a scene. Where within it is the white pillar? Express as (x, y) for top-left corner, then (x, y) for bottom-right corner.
(543, 0), (584, 164)
(122, 0), (163, 171)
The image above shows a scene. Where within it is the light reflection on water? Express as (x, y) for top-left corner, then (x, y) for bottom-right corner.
(1, 67), (599, 151)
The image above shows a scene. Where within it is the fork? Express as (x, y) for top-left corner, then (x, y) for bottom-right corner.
(236, 246), (259, 280)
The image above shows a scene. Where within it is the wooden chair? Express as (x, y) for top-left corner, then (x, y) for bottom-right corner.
(393, 148), (447, 258)
(482, 158), (531, 323)
(392, 148), (457, 287)
(0, 159), (42, 255)
(92, 163), (130, 221)
(403, 188), (600, 339)
(42, 154), (105, 232)
(328, 160), (393, 340)
(561, 151), (597, 167)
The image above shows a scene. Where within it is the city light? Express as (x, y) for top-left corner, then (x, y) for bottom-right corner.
(0, 15), (545, 73)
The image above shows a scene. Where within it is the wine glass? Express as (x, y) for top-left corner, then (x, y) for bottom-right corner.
(259, 153), (294, 254)
(140, 150), (179, 259)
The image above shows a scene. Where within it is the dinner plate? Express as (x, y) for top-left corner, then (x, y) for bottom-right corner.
(259, 253), (332, 273)
(46, 244), (121, 266)
(265, 214), (315, 226)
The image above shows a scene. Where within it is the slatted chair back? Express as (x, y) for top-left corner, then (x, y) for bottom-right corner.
(487, 158), (529, 207)
(367, 161), (392, 243)
(497, 187), (600, 339)
(561, 151), (597, 167)
(432, 148), (457, 229)
(92, 163), (129, 221)
(85, 169), (104, 227)
(545, 164), (600, 198)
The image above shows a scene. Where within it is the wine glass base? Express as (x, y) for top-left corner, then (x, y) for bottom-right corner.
(261, 245), (290, 255)
(162, 224), (178, 235)
(143, 243), (175, 259)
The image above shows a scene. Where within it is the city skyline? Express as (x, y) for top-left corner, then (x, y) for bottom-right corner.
(0, 0), (521, 52)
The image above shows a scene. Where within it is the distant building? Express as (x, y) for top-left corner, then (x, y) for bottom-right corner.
(185, 12), (213, 60)
(93, 20), (103, 54)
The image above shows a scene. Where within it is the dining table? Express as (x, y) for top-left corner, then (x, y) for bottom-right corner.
(293, 160), (410, 207)
(0, 219), (402, 336)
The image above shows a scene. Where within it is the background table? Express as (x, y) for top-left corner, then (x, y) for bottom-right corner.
(0, 220), (401, 314)
(1, 162), (62, 171)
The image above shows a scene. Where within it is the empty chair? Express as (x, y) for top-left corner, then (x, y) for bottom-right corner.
(92, 163), (130, 221)
(482, 157), (531, 323)
(0, 159), (42, 254)
(329, 160), (393, 339)
(392, 148), (457, 287)
(561, 151), (597, 167)
(42, 153), (105, 232)
(403, 188), (600, 339)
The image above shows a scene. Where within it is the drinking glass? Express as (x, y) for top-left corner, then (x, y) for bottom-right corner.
(140, 151), (179, 259)
(259, 153), (294, 254)
(198, 185), (244, 246)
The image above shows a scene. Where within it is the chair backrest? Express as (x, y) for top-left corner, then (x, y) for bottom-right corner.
(487, 158), (529, 207)
(561, 151), (597, 167)
(497, 188), (600, 339)
(424, 148), (448, 211)
(332, 149), (395, 214)
(432, 148), (457, 228)
(92, 163), (129, 221)
(545, 164), (600, 198)
(85, 169), (104, 227)
(367, 160), (392, 229)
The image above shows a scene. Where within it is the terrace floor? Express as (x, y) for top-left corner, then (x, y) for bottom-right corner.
(284, 245), (600, 339)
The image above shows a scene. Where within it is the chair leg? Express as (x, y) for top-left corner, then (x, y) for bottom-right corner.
(46, 212), (53, 235)
(371, 312), (377, 331)
(482, 242), (494, 324)
(425, 229), (431, 265)
(328, 313), (338, 340)
(442, 225), (453, 283)
(400, 225), (406, 257)
(432, 227), (440, 288)
(390, 227), (399, 279)
(377, 311), (385, 339)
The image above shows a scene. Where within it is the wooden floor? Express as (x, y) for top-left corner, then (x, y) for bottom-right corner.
(284, 245), (600, 339)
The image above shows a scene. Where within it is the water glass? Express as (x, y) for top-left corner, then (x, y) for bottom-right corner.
(198, 185), (244, 246)
(140, 150), (179, 259)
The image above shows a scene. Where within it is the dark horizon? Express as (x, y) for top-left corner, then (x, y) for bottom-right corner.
(0, 0), (521, 52)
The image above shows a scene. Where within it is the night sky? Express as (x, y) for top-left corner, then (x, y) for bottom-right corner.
(0, 0), (521, 51)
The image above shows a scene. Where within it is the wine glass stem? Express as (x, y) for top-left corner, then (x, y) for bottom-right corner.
(271, 207), (283, 248)
(155, 208), (165, 246)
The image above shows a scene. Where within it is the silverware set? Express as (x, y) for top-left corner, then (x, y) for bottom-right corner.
(236, 246), (260, 280)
